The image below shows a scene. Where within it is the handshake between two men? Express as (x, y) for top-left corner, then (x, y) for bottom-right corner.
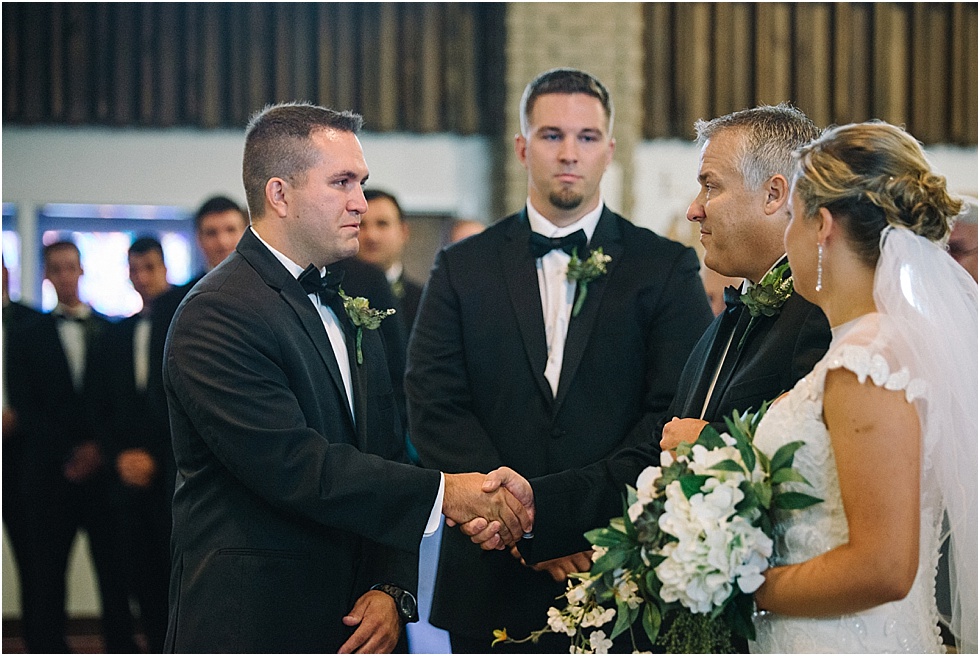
(443, 468), (535, 551)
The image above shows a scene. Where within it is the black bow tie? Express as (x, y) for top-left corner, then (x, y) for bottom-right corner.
(54, 312), (86, 323)
(723, 285), (743, 312)
(529, 229), (588, 258)
(298, 265), (345, 303)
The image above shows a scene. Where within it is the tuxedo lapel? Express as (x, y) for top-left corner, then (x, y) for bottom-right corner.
(703, 306), (752, 420)
(501, 211), (553, 403)
(237, 230), (357, 435)
(555, 209), (625, 409)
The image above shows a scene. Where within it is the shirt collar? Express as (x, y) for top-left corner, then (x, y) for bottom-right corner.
(250, 226), (317, 280)
(53, 302), (92, 320)
(385, 261), (403, 286)
(745, 254), (788, 292)
(526, 199), (604, 242)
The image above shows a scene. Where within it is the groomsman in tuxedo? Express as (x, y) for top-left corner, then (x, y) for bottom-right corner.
(163, 102), (530, 653)
(356, 189), (424, 332)
(13, 241), (137, 652)
(473, 105), (833, 570)
(405, 68), (714, 652)
(96, 236), (175, 652)
(2, 261), (45, 650)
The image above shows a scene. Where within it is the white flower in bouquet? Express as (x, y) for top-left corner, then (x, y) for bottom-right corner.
(494, 402), (821, 654)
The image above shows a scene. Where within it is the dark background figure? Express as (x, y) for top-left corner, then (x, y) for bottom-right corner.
(93, 237), (175, 652)
(9, 241), (137, 653)
(2, 261), (46, 651)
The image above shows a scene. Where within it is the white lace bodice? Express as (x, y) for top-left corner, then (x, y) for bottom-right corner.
(749, 314), (945, 653)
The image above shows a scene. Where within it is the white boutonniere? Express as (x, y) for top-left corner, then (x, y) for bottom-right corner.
(339, 290), (396, 365)
(566, 248), (611, 317)
(738, 262), (793, 350)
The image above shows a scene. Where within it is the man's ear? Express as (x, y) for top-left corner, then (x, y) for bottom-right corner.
(763, 174), (790, 216)
(514, 133), (528, 167)
(266, 178), (289, 218)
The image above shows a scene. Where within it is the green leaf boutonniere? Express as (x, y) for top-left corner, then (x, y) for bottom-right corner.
(339, 289), (396, 365)
(566, 247), (611, 317)
(738, 262), (793, 350)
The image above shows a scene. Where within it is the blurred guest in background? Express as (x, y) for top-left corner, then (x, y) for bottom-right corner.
(2, 260), (45, 651)
(446, 218), (486, 245)
(95, 237), (174, 652)
(11, 241), (137, 653)
(357, 189), (424, 332)
(948, 195), (978, 282)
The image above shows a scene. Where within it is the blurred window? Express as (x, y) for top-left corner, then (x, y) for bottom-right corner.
(38, 203), (196, 317)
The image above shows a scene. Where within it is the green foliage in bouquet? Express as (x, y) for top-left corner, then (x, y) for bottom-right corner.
(493, 401), (822, 654)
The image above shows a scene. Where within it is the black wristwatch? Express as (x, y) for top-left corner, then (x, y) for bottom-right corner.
(370, 584), (419, 623)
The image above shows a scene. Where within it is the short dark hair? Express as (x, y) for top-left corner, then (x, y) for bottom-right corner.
(42, 240), (80, 264)
(519, 68), (613, 136)
(242, 102), (364, 220)
(364, 189), (404, 222)
(129, 236), (165, 260)
(195, 195), (246, 231)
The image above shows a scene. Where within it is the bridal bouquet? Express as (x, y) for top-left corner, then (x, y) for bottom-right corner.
(493, 403), (821, 653)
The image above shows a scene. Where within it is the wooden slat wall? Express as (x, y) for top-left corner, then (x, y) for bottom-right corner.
(3, 2), (505, 135)
(643, 2), (977, 145)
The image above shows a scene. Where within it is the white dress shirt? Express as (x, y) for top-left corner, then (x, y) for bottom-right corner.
(527, 200), (603, 397)
(52, 302), (92, 391)
(699, 256), (784, 419)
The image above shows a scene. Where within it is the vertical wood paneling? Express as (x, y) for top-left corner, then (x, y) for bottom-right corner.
(112, 4), (137, 125)
(138, 4), (155, 125)
(49, 4), (65, 121)
(156, 4), (180, 126)
(794, 3), (832, 127)
(21, 5), (48, 123)
(755, 3), (792, 105)
(94, 4), (112, 122)
(3, 3), (971, 143)
(419, 4), (442, 133)
(951, 3), (979, 143)
(873, 3), (909, 126)
(273, 4), (294, 104)
(643, 3), (672, 138)
(674, 3), (712, 137)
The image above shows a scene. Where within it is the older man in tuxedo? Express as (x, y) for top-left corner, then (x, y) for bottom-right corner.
(405, 68), (714, 652)
(472, 105), (832, 572)
(163, 102), (530, 654)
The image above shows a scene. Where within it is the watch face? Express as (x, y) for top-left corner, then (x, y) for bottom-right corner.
(399, 593), (417, 619)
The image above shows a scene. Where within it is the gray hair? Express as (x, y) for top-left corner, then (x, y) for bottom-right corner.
(694, 103), (819, 190)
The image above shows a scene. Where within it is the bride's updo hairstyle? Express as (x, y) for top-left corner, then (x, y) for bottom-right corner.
(793, 121), (961, 267)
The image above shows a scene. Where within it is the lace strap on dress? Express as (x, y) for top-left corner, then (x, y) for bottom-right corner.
(823, 343), (927, 403)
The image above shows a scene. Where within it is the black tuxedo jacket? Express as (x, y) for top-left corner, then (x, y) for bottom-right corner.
(393, 273), (423, 332)
(163, 229), (441, 653)
(406, 207), (713, 640)
(9, 308), (112, 484)
(94, 312), (176, 507)
(524, 277), (831, 562)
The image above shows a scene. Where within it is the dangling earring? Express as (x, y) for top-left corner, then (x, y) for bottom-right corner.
(815, 242), (824, 292)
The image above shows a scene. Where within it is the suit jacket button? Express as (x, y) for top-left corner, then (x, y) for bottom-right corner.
(550, 427), (565, 439)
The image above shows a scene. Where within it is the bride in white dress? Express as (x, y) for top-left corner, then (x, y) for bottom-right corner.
(750, 122), (977, 653)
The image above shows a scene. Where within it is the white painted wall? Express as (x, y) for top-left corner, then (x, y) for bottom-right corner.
(2, 127), (975, 619)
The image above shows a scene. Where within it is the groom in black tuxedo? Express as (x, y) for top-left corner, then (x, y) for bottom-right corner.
(406, 68), (714, 652)
(472, 105), (833, 570)
(163, 102), (531, 654)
